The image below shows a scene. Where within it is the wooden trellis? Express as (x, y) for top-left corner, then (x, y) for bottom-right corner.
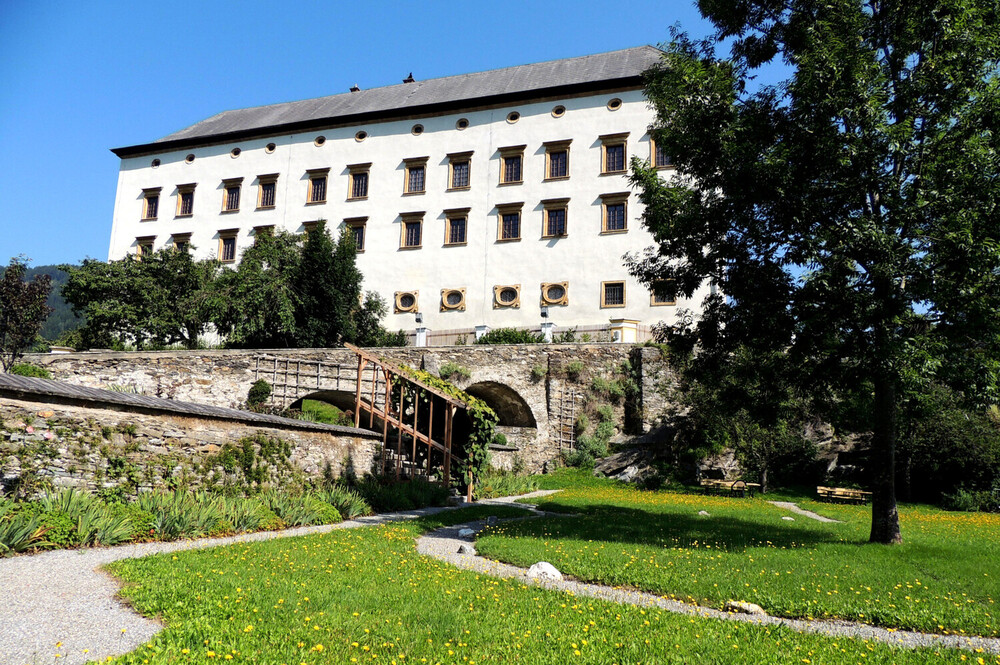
(345, 344), (469, 495)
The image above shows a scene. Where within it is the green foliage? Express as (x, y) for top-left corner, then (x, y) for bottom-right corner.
(438, 361), (471, 381)
(942, 487), (1000, 513)
(8, 362), (51, 379)
(209, 434), (294, 491)
(0, 257), (52, 371)
(246, 379), (272, 408)
(474, 470), (539, 500)
(0, 502), (48, 556)
(595, 404), (614, 423)
(353, 477), (450, 513)
(315, 485), (372, 519)
(574, 413), (589, 435)
(590, 375), (625, 403)
(565, 360), (584, 380)
(61, 248), (217, 350)
(474, 327), (545, 345)
(632, 1), (1000, 543)
(553, 327), (578, 343)
(18, 264), (81, 342)
(530, 364), (547, 380)
(299, 399), (353, 426)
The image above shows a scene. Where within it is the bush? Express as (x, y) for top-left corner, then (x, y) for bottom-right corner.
(246, 379), (272, 408)
(474, 470), (539, 500)
(942, 488), (1000, 513)
(439, 362), (471, 381)
(531, 364), (547, 380)
(8, 363), (51, 379)
(474, 328), (545, 345)
(566, 360), (584, 380)
(317, 485), (372, 519)
(591, 375), (625, 402)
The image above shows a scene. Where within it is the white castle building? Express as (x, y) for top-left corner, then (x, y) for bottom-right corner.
(109, 47), (707, 343)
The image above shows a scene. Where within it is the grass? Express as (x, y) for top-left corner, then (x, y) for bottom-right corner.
(299, 399), (353, 426)
(105, 505), (980, 664)
(474, 470), (1000, 638)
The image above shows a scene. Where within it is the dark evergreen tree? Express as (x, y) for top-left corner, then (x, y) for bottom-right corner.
(0, 257), (52, 371)
(294, 221), (344, 347)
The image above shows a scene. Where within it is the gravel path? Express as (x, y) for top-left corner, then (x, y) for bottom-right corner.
(416, 511), (1000, 656)
(0, 506), (457, 665)
(768, 500), (841, 523)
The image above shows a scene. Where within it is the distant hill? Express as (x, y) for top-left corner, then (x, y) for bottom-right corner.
(2, 263), (83, 342)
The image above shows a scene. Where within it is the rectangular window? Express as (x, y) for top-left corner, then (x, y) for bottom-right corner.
(404, 158), (428, 194)
(348, 163), (371, 200)
(600, 133), (630, 174)
(141, 188), (160, 220)
(307, 170), (329, 204)
(400, 213), (423, 248)
(257, 175), (278, 209)
(176, 184), (196, 216)
(171, 233), (191, 252)
(499, 145), (525, 185)
(345, 217), (367, 252)
(602, 281), (626, 308)
(222, 178), (242, 212)
(448, 151), (473, 190)
(219, 232), (238, 263)
(445, 208), (470, 245)
(544, 140), (572, 180)
(601, 193), (629, 233)
(542, 198), (570, 238)
(652, 139), (672, 169)
(253, 225), (274, 244)
(651, 280), (677, 306)
(136, 236), (155, 258)
(497, 204), (522, 241)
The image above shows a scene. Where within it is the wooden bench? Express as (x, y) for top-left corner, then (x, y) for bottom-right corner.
(700, 479), (761, 498)
(817, 486), (872, 504)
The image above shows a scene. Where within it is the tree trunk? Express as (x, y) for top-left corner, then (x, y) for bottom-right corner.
(869, 375), (902, 544)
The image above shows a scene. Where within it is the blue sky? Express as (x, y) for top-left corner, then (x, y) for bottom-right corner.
(0, 0), (718, 267)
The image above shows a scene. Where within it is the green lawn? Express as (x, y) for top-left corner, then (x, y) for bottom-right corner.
(105, 504), (987, 664)
(474, 470), (1000, 638)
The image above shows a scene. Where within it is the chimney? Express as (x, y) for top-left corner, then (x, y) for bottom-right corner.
(403, 72), (415, 83)
(349, 84), (360, 92)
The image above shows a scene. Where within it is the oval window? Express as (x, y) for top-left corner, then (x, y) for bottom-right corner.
(151, 158), (160, 168)
(499, 288), (517, 303)
(411, 124), (424, 135)
(184, 153), (195, 163)
(314, 135), (326, 146)
(506, 111), (520, 124)
(456, 118), (469, 130)
(399, 293), (416, 309)
(230, 147), (241, 158)
(607, 97), (623, 111)
(265, 143), (276, 153)
(355, 130), (368, 142)
(446, 291), (462, 306)
(546, 284), (566, 301)
(551, 105), (566, 118)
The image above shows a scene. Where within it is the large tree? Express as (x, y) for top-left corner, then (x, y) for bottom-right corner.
(0, 258), (52, 371)
(631, 0), (1000, 543)
(62, 249), (217, 350)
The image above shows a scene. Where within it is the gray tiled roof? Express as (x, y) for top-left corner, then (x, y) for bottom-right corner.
(0, 373), (379, 438)
(114, 47), (662, 155)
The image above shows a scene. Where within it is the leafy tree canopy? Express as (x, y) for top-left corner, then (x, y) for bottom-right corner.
(0, 257), (52, 371)
(631, 0), (1000, 543)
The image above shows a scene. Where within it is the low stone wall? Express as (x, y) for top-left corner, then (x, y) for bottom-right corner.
(0, 378), (378, 498)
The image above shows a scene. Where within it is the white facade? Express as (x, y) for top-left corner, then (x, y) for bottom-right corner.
(109, 49), (708, 336)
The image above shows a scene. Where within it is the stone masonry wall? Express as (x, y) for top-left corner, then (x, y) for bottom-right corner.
(0, 396), (377, 498)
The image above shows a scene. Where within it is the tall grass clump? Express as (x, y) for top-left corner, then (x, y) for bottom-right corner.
(474, 470), (539, 500)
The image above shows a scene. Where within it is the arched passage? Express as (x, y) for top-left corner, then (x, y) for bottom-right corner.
(463, 381), (537, 428)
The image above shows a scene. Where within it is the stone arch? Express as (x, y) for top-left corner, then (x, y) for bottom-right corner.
(288, 390), (358, 415)
(463, 381), (537, 428)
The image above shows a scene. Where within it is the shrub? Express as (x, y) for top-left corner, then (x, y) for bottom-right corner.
(474, 328), (545, 345)
(574, 413), (590, 435)
(942, 488), (1000, 513)
(554, 327), (578, 343)
(474, 470), (539, 500)
(531, 364), (547, 381)
(0, 505), (48, 556)
(439, 362), (471, 381)
(8, 363), (51, 379)
(246, 379), (273, 408)
(317, 485), (372, 519)
(596, 404), (615, 422)
(566, 360), (585, 380)
(591, 375), (626, 402)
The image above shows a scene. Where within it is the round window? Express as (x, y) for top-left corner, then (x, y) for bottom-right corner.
(499, 287), (517, 303)
(151, 158), (160, 168)
(355, 130), (368, 142)
(446, 291), (463, 306)
(265, 143), (276, 153)
(411, 124), (424, 135)
(551, 105), (566, 118)
(607, 97), (623, 111)
(399, 293), (416, 309)
(314, 135), (326, 146)
(230, 147), (241, 158)
(546, 284), (566, 301)
(456, 118), (469, 130)
(506, 111), (520, 124)
(184, 153), (195, 164)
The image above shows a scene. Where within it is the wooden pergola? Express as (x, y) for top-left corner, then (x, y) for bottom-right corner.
(345, 344), (469, 496)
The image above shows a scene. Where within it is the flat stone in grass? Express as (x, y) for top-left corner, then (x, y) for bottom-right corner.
(725, 600), (767, 616)
(527, 562), (562, 581)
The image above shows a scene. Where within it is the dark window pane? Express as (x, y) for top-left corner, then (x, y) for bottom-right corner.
(351, 172), (369, 198)
(452, 161), (469, 188)
(351, 225), (365, 251)
(503, 155), (522, 182)
(260, 182), (275, 207)
(311, 176), (326, 202)
(221, 237), (236, 262)
(408, 166), (425, 192)
(604, 282), (624, 306)
(605, 144), (625, 172)
(226, 186), (240, 211)
(546, 209), (566, 236)
(145, 195), (158, 219)
(448, 217), (466, 244)
(655, 143), (672, 167)
(501, 212), (520, 239)
(404, 221), (422, 246)
(606, 203), (626, 231)
(180, 191), (194, 215)
(548, 150), (567, 178)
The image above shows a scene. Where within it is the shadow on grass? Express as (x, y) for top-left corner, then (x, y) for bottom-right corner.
(489, 503), (860, 552)
(411, 505), (535, 532)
